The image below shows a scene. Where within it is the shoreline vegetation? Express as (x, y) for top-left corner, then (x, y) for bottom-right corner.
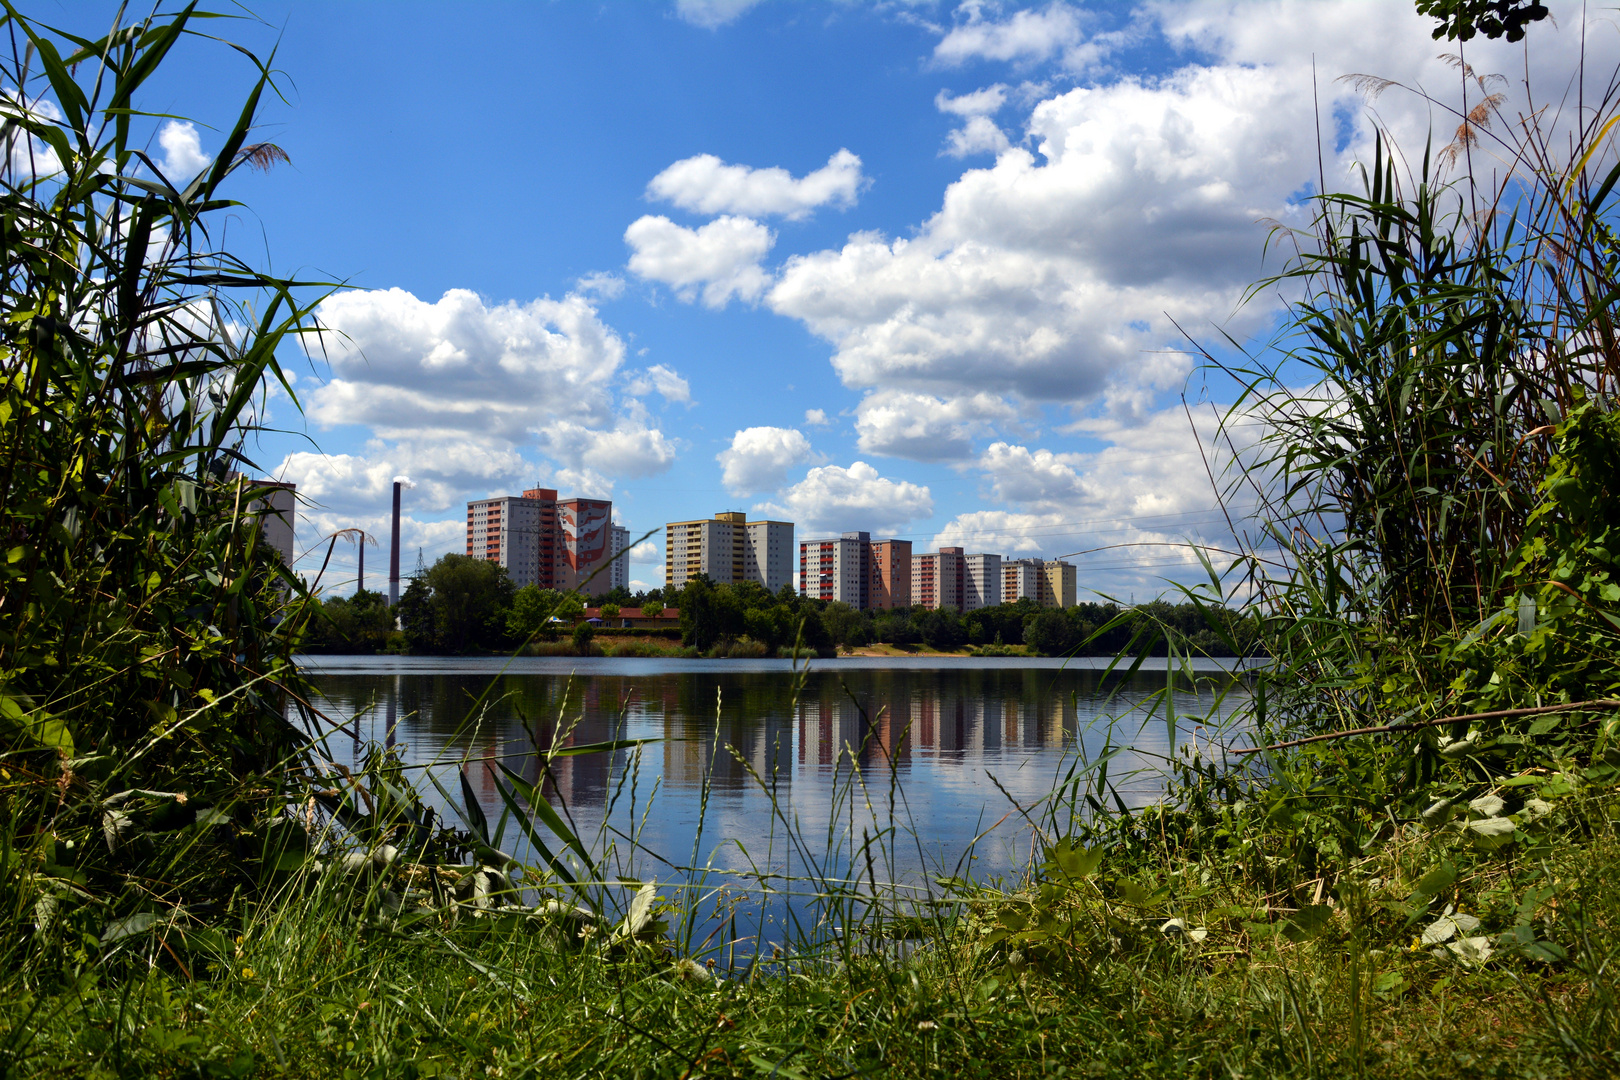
(302, 577), (1259, 661)
(6, 3), (1620, 1078)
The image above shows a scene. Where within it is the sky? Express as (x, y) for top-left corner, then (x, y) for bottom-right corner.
(43, 0), (1620, 598)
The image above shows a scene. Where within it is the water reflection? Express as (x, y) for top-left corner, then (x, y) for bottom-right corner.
(303, 658), (1247, 897)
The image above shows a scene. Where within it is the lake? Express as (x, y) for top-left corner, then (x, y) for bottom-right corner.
(295, 655), (1251, 950)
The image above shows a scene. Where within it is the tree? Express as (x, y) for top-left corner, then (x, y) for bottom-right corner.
(679, 576), (721, 650)
(640, 599), (665, 620)
(507, 585), (562, 641)
(919, 609), (967, 651)
(1414, 0), (1549, 41)
(822, 602), (871, 647)
(303, 589), (394, 653)
(1025, 610), (1079, 657)
(423, 554), (515, 653)
(397, 578), (439, 653)
(599, 602), (621, 625)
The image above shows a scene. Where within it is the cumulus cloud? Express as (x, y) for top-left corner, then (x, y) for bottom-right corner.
(575, 271), (626, 300)
(646, 149), (865, 220)
(768, 62), (1310, 409)
(930, 401), (1268, 587)
(854, 390), (1016, 461)
(3, 92), (63, 178)
(760, 1), (1620, 468)
(540, 416), (680, 480)
(978, 441), (1086, 506)
(304, 285), (678, 518)
(717, 426), (815, 495)
(625, 364), (693, 403)
(934, 3), (1083, 68)
(936, 84), (1010, 117)
(625, 214), (774, 308)
(804, 408), (831, 427)
(311, 287), (628, 442)
(157, 120), (210, 182)
(629, 541), (660, 562)
(756, 461), (933, 536)
(271, 448), (510, 592)
(942, 115), (1012, 158)
(675, 0), (765, 29)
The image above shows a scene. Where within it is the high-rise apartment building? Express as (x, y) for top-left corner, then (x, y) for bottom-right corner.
(799, 532), (870, 606)
(1041, 560), (1077, 609)
(1003, 558), (1042, 605)
(466, 488), (617, 595)
(868, 539), (911, 609)
(557, 497), (613, 593)
(912, 546), (965, 611)
(466, 489), (557, 590)
(665, 512), (794, 592)
(964, 552), (1002, 610)
(609, 523), (630, 593)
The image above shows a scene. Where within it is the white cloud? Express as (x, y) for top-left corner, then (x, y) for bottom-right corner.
(4, 92), (63, 178)
(625, 364), (692, 403)
(936, 84), (1009, 117)
(934, 3), (1083, 68)
(675, 0), (765, 29)
(306, 286), (678, 507)
(540, 416), (680, 481)
(625, 214), (774, 308)
(311, 287), (627, 442)
(756, 461), (933, 536)
(717, 426), (815, 495)
(271, 448), (511, 592)
(978, 441), (1085, 507)
(804, 408), (831, 427)
(942, 115), (1012, 158)
(769, 61), (1310, 411)
(854, 390), (1016, 461)
(630, 541), (660, 562)
(157, 120), (210, 182)
(930, 402), (1267, 580)
(764, 0), (1620, 465)
(646, 149), (865, 220)
(575, 271), (626, 300)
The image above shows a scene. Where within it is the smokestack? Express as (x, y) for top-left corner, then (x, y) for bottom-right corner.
(389, 482), (402, 606)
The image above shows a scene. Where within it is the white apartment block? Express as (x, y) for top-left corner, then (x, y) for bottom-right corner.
(609, 523), (630, 593)
(964, 552), (1002, 610)
(800, 533), (869, 606)
(666, 512), (795, 592)
(744, 520), (795, 593)
(1003, 558), (1042, 605)
(466, 495), (549, 589)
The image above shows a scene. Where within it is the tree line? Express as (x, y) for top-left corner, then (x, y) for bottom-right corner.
(300, 555), (1256, 657)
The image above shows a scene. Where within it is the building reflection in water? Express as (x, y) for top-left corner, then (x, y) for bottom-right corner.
(304, 664), (1242, 888)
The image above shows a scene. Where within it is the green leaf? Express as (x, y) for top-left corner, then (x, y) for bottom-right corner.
(0, 690), (73, 754)
(101, 912), (159, 944)
(1412, 860), (1457, 899)
(1281, 904), (1333, 942)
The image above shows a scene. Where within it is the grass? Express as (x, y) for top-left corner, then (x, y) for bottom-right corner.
(7, 749), (1617, 1080)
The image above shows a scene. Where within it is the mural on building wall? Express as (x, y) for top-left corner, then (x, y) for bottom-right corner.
(561, 499), (611, 572)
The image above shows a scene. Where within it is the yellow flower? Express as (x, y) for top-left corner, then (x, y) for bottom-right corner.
(240, 966), (256, 980)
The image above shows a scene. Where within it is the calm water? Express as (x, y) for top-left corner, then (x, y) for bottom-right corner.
(295, 657), (1250, 923)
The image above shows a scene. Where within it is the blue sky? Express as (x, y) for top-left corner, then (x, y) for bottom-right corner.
(52, 0), (1614, 597)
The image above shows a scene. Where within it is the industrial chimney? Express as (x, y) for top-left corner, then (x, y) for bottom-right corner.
(388, 481), (403, 606)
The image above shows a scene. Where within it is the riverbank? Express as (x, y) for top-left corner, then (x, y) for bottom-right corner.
(11, 734), (1615, 1079)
